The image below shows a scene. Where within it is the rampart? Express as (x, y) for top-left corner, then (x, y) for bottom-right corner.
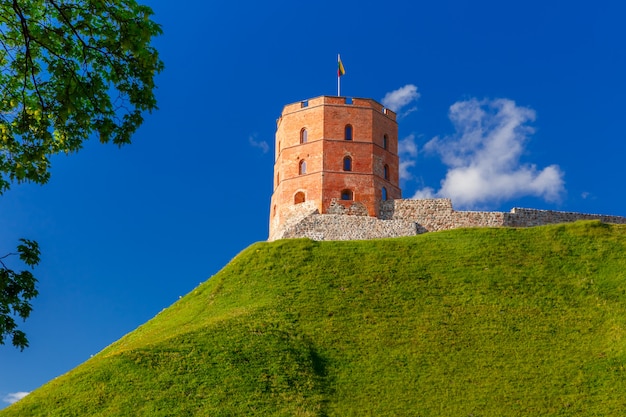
(269, 198), (626, 241)
(280, 95), (397, 121)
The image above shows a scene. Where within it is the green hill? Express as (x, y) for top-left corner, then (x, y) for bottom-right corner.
(4, 221), (626, 416)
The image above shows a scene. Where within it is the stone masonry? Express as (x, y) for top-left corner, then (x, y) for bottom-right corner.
(269, 96), (401, 240)
(268, 95), (626, 242)
(269, 198), (626, 241)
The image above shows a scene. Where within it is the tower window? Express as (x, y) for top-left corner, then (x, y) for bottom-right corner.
(300, 128), (307, 144)
(383, 134), (388, 150)
(343, 156), (352, 171)
(299, 160), (307, 175)
(341, 189), (353, 200)
(294, 191), (305, 204)
(382, 187), (388, 201)
(344, 124), (353, 141)
(384, 164), (389, 180)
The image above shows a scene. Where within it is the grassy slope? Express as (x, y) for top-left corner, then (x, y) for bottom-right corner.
(4, 221), (626, 416)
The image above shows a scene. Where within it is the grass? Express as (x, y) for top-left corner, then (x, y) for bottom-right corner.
(3, 221), (626, 416)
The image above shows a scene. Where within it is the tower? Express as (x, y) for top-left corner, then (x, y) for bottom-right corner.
(269, 96), (401, 240)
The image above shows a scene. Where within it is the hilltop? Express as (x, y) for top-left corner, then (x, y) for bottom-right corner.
(3, 221), (626, 416)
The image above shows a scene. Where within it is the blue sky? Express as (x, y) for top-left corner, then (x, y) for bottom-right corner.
(2, 0), (626, 407)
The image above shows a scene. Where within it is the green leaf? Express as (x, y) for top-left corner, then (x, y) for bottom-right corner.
(0, 0), (163, 193)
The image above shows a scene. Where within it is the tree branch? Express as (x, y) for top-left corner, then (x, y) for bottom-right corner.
(11, 0), (45, 111)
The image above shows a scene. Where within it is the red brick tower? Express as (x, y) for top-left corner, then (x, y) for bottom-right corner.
(269, 96), (401, 240)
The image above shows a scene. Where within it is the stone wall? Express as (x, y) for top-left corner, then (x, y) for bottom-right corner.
(269, 200), (319, 241)
(381, 199), (505, 232)
(280, 214), (418, 241)
(504, 207), (626, 227)
(269, 198), (626, 241)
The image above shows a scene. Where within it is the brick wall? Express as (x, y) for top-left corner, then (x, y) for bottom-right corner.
(269, 96), (399, 239)
(268, 97), (626, 242)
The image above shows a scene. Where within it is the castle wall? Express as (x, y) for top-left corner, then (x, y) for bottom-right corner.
(322, 141), (379, 216)
(503, 208), (626, 227)
(269, 198), (626, 241)
(280, 214), (418, 241)
(268, 97), (626, 242)
(269, 200), (319, 241)
(381, 199), (506, 232)
(269, 96), (399, 239)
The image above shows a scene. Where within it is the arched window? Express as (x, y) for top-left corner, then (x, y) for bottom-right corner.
(294, 192), (305, 204)
(384, 164), (389, 180)
(382, 187), (388, 201)
(343, 156), (352, 171)
(299, 160), (307, 175)
(383, 134), (388, 150)
(300, 128), (307, 144)
(341, 189), (353, 200)
(344, 124), (353, 141)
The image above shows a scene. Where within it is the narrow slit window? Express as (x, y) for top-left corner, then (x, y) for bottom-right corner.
(384, 164), (390, 180)
(382, 187), (388, 201)
(343, 156), (352, 171)
(300, 128), (307, 144)
(344, 125), (353, 141)
(299, 160), (307, 175)
(383, 134), (388, 150)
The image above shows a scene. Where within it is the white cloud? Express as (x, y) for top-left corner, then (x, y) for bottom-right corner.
(400, 160), (416, 181)
(414, 98), (565, 209)
(398, 134), (418, 157)
(3, 392), (29, 404)
(381, 84), (420, 113)
(413, 187), (435, 199)
(381, 85), (421, 181)
(248, 135), (269, 154)
(398, 134), (418, 180)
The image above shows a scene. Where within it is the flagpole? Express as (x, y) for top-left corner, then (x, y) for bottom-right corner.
(337, 54), (346, 96)
(337, 54), (341, 96)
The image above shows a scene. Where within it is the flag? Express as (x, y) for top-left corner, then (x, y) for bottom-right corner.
(337, 55), (346, 77)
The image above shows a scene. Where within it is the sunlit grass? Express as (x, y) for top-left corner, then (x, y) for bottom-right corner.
(4, 221), (626, 416)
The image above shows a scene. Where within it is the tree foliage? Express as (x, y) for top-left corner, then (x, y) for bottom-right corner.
(0, 239), (40, 350)
(0, 0), (164, 192)
(0, 0), (163, 349)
